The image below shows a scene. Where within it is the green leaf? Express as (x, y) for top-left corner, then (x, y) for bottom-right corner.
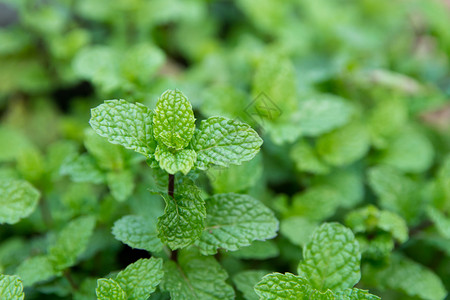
(364, 253), (447, 300)
(0, 127), (33, 162)
(427, 206), (450, 239)
(378, 127), (434, 173)
(48, 215), (96, 271)
(252, 54), (297, 117)
(0, 178), (40, 225)
(0, 274), (24, 300)
(345, 205), (408, 243)
(289, 186), (341, 221)
(153, 89), (195, 150)
(233, 270), (268, 300)
(333, 288), (380, 300)
(106, 170), (134, 202)
(60, 154), (105, 184)
(229, 240), (279, 260)
(317, 121), (370, 167)
(206, 153), (263, 193)
(84, 129), (125, 171)
(298, 223), (361, 291)
(112, 215), (163, 252)
(191, 116), (263, 170)
(90, 100), (156, 157)
(368, 165), (423, 223)
(157, 184), (206, 249)
(115, 258), (164, 300)
(121, 43), (165, 83)
(280, 217), (318, 247)
(160, 249), (234, 300)
(294, 94), (353, 137)
(154, 145), (197, 175)
(15, 255), (56, 287)
(96, 278), (126, 300)
(290, 140), (329, 174)
(254, 273), (335, 300)
(195, 193), (278, 255)
(313, 168), (364, 208)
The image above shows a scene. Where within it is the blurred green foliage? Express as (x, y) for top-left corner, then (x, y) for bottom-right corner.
(0, 0), (450, 299)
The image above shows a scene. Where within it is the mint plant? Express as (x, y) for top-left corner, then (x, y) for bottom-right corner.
(89, 89), (277, 299)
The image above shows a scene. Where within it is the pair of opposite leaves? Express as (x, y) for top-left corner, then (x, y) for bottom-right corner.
(89, 89), (263, 175)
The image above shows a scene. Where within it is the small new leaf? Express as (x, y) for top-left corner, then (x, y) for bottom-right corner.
(157, 184), (206, 249)
(15, 255), (56, 287)
(0, 178), (40, 225)
(191, 116), (263, 170)
(154, 145), (197, 175)
(297, 223), (361, 291)
(96, 278), (127, 300)
(0, 274), (24, 300)
(112, 215), (163, 252)
(153, 89), (195, 150)
(90, 100), (156, 157)
(115, 258), (164, 300)
(195, 193), (278, 255)
(333, 288), (380, 300)
(48, 215), (96, 271)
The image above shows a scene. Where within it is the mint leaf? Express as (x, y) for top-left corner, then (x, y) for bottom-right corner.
(160, 249), (234, 300)
(298, 223), (361, 291)
(206, 154), (263, 193)
(365, 254), (447, 300)
(368, 165), (423, 223)
(112, 215), (163, 252)
(0, 178), (40, 225)
(106, 170), (134, 202)
(96, 278), (126, 300)
(90, 100), (156, 157)
(0, 274), (24, 300)
(153, 89), (195, 150)
(290, 186), (341, 221)
(333, 288), (380, 300)
(191, 116), (263, 170)
(229, 240), (279, 260)
(254, 273), (335, 300)
(195, 193), (278, 255)
(294, 95), (353, 137)
(280, 217), (318, 247)
(378, 127), (434, 173)
(317, 121), (370, 166)
(84, 129), (125, 171)
(15, 255), (56, 287)
(290, 140), (329, 174)
(154, 145), (197, 175)
(157, 184), (206, 249)
(233, 270), (268, 300)
(427, 206), (450, 239)
(115, 257), (164, 300)
(48, 215), (96, 271)
(60, 154), (105, 184)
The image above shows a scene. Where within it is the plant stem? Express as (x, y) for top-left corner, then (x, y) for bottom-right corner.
(63, 269), (79, 291)
(168, 173), (175, 198)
